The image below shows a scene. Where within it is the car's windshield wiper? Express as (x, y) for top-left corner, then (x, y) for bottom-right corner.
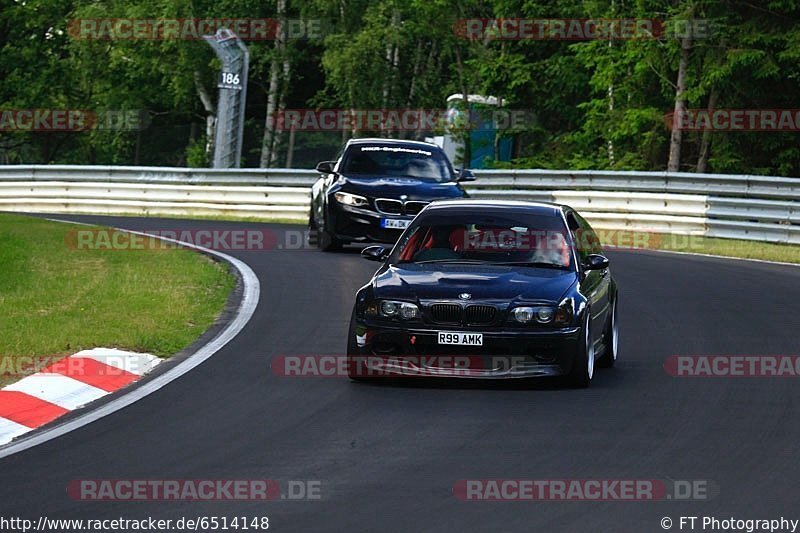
(485, 261), (569, 270)
(412, 259), (488, 264)
(408, 259), (569, 269)
(389, 175), (445, 182)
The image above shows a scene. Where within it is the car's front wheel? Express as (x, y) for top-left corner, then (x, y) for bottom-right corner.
(346, 314), (367, 381)
(308, 208), (342, 252)
(567, 313), (595, 388)
(597, 296), (619, 368)
(318, 227), (343, 252)
(307, 208), (318, 246)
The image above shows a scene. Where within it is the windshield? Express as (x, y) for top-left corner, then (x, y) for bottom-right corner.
(390, 213), (573, 269)
(340, 145), (453, 182)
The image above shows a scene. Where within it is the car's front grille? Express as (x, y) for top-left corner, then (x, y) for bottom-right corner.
(374, 198), (429, 216)
(428, 304), (497, 325)
(403, 201), (429, 215)
(375, 199), (403, 214)
(429, 304), (462, 324)
(465, 305), (496, 325)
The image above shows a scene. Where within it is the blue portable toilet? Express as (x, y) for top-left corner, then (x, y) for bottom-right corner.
(439, 94), (513, 169)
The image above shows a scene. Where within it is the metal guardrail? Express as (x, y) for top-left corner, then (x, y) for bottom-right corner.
(0, 165), (798, 244)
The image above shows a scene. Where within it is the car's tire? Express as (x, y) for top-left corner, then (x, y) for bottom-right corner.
(346, 314), (367, 382)
(307, 209), (319, 246)
(567, 313), (595, 388)
(597, 296), (619, 368)
(346, 355), (366, 382)
(318, 227), (343, 252)
(308, 207), (342, 251)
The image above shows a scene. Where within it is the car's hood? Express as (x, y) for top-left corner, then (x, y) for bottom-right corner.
(373, 264), (578, 303)
(337, 174), (465, 201)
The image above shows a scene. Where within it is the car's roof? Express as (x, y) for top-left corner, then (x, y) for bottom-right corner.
(423, 199), (565, 216)
(346, 137), (440, 149)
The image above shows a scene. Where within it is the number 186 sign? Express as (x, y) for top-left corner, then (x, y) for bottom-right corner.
(218, 71), (243, 90)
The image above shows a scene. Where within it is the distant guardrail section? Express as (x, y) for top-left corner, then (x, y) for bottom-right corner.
(0, 166), (797, 244)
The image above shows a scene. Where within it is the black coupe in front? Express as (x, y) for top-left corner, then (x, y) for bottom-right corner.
(308, 138), (474, 251)
(346, 200), (619, 387)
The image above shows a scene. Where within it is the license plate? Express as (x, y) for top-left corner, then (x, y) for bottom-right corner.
(438, 332), (483, 346)
(381, 218), (410, 229)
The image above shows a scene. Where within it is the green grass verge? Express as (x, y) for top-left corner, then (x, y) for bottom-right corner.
(0, 213), (236, 386)
(599, 231), (800, 264)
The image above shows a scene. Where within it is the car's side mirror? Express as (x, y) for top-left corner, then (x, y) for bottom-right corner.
(455, 169), (476, 182)
(361, 245), (388, 262)
(582, 254), (610, 271)
(316, 161), (336, 174)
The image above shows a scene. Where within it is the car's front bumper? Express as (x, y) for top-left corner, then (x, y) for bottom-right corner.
(329, 201), (411, 244)
(349, 319), (582, 379)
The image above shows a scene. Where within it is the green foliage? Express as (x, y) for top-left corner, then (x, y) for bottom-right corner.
(186, 137), (209, 167)
(2, 0), (800, 175)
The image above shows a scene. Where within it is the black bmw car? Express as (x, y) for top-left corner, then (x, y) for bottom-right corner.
(308, 138), (474, 251)
(347, 200), (619, 387)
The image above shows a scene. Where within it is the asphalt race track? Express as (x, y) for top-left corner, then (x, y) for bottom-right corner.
(2, 215), (800, 532)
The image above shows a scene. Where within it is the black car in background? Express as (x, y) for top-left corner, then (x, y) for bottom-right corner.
(347, 200), (619, 388)
(308, 138), (475, 251)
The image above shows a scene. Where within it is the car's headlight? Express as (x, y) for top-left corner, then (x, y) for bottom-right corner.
(378, 300), (419, 319)
(334, 191), (369, 207)
(512, 298), (575, 326)
(512, 306), (556, 324)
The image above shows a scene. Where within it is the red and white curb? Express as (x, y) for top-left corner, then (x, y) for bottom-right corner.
(0, 348), (161, 445)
